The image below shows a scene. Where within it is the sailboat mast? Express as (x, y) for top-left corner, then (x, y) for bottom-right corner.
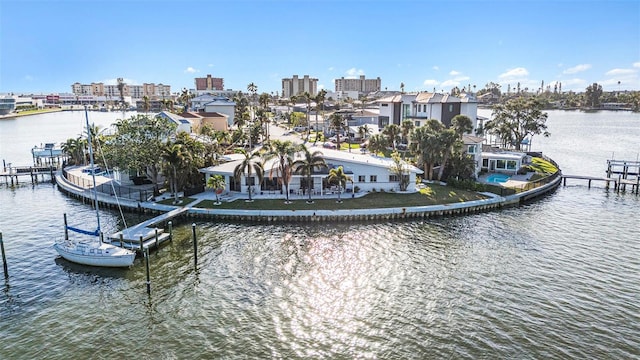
(84, 106), (101, 233)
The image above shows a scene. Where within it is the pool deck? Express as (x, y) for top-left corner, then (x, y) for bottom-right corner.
(478, 172), (536, 187)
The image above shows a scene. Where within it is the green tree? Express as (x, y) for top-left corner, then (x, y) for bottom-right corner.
(206, 174), (226, 205)
(292, 145), (326, 203)
(409, 120), (444, 180)
(367, 133), (388, 155)
(382, 124), (402, 150)
(585, 82), (603, 108)
(326, 166), (351, 203)
(435, 129), (459, 181)
(314, 89), (327, 144)
(265, 140), (298, 203)
(61, 137), (86, 165)
(400, 119), (415, 145)
(302, 91), (312, 142)
(358, 124), (372, 142)
(142, 95), (150, 114)
(329, 112), (345, 150)
(485, 96), (550, 150)
(104, 114), (177, 192)
(161, 142), (189, 204)
(233, 149), (263, 201)
(389, 151), (410, 191)
(451, 114), (473, 136)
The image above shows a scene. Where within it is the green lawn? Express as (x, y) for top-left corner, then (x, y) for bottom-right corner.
(194, 184), (487, 210)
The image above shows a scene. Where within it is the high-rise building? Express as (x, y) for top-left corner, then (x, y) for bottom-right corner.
(281, 75), (318, 98)
(195, 75), (224, 91)
(335, 75), (381, 93)
(71, 81), (170, 99)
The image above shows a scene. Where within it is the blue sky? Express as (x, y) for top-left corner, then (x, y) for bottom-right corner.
(1, 0), (639, 95)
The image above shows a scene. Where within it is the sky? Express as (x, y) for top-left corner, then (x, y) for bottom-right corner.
(1, 0), (639, 95)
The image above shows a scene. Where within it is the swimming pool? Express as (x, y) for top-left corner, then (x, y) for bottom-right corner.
(486, 173), (511, 183)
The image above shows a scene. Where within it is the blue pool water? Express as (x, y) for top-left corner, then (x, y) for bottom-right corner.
(486, 173), (511, 183)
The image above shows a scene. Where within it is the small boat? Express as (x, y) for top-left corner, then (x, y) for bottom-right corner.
(53, 107), (135, 268)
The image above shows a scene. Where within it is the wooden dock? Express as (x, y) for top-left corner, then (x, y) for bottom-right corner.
(562, 159), (640, 194)
(1, 164), (57, 185)
(106, 207), (189, 252)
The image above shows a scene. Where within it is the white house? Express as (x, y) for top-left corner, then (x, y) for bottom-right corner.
(462, 135), (485, 178)
(200, 147), (423, 197)
(481, 149), (531, 174)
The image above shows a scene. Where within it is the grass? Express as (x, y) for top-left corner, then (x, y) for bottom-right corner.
(194, 184), (487, 210)
(527, 157), (558, 174)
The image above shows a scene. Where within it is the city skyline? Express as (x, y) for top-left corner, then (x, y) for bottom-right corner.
(1, 0), (639, 95)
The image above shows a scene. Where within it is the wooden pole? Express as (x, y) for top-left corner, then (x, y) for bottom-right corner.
(192, 223), (198, 269)
(144, 248), (151, 295)
(63, 213), (69, 240)
(155, 228), (159, 248)
(1, 232), (8, 279)
(168, 221), (173, 242)
(139, 235), (144, 253)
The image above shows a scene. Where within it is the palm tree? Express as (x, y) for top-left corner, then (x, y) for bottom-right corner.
(233, 149), (263, 202)
(161, 142), (188, 204)
(265, 140), (298, 203)
(61, 137), (85, 165)
(451, 114), (473, 137)
(326, 166), (351, 203)
(436, 129), (459, 181)
(409, 120), (444, 181)
(358, 124), (372, 143)
(329, 112), (344, 150)
(314, 89), (327, 144)
(382, 124), (402, 150)
(400, 119), (415, 145)
(292, 145), (326, 203)
(367, 133), (388, 155)
(302, 91), (312, 142)
(142, 95), (150, 114)
(206, 174), (226, 205)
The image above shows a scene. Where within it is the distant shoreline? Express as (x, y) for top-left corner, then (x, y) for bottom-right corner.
(0, 108), (63, 120)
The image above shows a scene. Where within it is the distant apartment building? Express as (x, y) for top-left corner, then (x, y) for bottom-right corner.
(71, 81), (170, 99)
(335, 76), (381, 93)
(195, 74), (224, 91)
(282, 75), (318, 98)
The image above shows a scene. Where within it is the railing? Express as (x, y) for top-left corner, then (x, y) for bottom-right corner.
(62, 168), (153, 202)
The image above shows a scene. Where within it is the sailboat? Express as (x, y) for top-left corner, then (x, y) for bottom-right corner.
(53, 107), (136, 267)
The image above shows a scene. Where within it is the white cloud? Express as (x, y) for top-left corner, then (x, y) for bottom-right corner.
(605, 68), (636, 76)
(345, 68), (365, 78)
(184, 67), (199, 74)
(449, 70), (461, 76)
(499, 67), (529, 80)
(633, 62), (640, 68)
(328, 67), (334, 71)
(441, 79), (461, 87)
(423, 79), (439, 86)
(563, 64), (591, 74)
(24, 75), (34, 81)
(208, 64), (214, 67)
(432, 66), (439, 71)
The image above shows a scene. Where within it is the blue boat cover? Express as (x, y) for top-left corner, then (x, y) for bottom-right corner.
(66, 225), (100, 237)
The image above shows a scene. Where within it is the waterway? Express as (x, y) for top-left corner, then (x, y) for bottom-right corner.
(0, 109), (639, 359)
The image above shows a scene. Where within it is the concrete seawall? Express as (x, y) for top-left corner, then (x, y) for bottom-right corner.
(56, 171), (562, 224)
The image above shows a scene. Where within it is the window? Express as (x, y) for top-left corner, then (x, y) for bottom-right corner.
(482, 159), (489, 167)
(370, 175), (377, 182)
(389, 175), (400, 182)
(467, 145), (476, 154)
(507, 160), (518, 170)
(449, 104), (453, 112)
(496, 160), (506, 169)
(415, 121), (420, 127)
(381, 103), (388, 107)
(358, 175), (365, 182)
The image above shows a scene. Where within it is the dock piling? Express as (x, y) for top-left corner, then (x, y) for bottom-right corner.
(168, 221), (173, 242)
(144, 248), (151, 295)
(1, 233), (8, 279)
(192, 223), (198, 269)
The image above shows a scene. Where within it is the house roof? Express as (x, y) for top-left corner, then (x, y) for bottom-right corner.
(200, 147), (423, 176)
(462, 135), (485, 144)
(181, 111), (228, 119)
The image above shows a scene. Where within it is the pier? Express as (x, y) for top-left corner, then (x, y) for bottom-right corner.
(1, 162), (57, 185)
(106, 207), (188, 252)
(561, 159), (640, 194)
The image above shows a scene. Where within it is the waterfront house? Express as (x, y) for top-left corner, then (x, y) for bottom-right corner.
(481, 147), (531, 174)
(376, 92), (478, 131)
(463, 135), (485, 178)
(200, 147), (423, 197)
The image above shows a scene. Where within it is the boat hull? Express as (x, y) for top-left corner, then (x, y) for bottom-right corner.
(53, 241), (136, 268)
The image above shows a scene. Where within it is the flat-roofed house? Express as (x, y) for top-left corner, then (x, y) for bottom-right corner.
(200, 147), (423, 197)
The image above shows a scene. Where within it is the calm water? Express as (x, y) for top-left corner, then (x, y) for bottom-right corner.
(1, 110), (639, 359)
